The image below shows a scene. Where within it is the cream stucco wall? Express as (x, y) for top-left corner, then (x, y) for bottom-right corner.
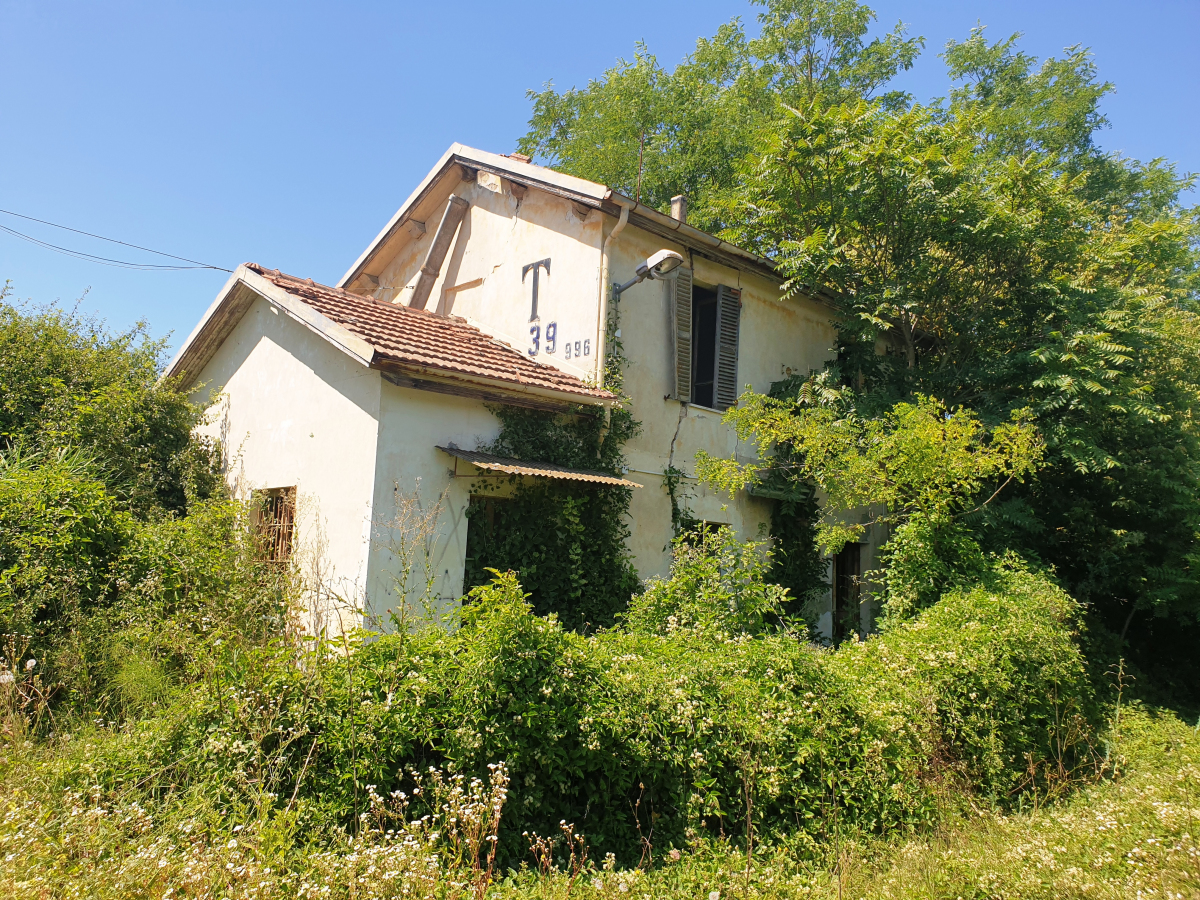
(191, 296), (382, 636)
(365, 380), (502, 625)
(371, 173), (605, 384)
(356, 182), (861, 589)
(604, 221), (842, 581)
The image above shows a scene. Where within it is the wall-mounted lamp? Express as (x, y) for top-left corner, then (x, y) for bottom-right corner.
(613, 249), (685, 297)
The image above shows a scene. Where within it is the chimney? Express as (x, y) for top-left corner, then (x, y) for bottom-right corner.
(670, 194), (688, 224)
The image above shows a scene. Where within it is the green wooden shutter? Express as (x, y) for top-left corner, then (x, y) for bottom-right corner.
(670, 267), (693, 401)
(714, 285), (741, 411)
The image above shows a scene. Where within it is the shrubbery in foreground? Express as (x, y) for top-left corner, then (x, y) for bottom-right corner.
(3, 527), (1101, 884)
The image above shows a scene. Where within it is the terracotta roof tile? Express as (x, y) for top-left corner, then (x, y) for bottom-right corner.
(246, 264), (613, 402)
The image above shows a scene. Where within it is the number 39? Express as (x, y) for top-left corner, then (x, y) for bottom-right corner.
(529, 322), (557, 357)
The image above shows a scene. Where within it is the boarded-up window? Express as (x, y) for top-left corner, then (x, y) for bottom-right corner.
(668, 267), (693, 401)
(253, 487), (296, 563)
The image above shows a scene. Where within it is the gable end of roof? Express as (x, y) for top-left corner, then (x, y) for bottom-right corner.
(167, 263), (614, 407)
(338, 143), (785, 292)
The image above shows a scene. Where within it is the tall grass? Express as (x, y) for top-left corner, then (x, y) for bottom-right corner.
(0, 705), (1194, 898)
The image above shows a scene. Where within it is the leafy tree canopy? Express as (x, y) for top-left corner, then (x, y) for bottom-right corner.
(521, 0), (1200, 692)
(699, 394), (1043, 555)
(0, 288), (220, 517)
(517, 0), (921, 231)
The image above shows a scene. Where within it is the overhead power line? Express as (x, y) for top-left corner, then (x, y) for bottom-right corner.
(0, 208), (232, 272)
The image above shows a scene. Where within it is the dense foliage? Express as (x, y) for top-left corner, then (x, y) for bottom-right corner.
(462, 404), (641, 631)
(17, 525), (1092, 882)
(700, 394), (1044, 618)
(518, 0), (922, 232)
(520, 0), (1200, 694)
(0, 450), (289, 714)
(726, 77), (1200, 682)
(0, 295), (220, 517)
(2, 704), (1193, 898)
(0, 301), (278, 713)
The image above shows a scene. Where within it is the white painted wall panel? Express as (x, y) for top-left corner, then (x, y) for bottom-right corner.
(192, 296), (382, 636)
(365, 380), (502, 627)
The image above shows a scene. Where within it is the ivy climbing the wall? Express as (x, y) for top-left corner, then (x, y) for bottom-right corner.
(762, 374), (828, 623)
(463, 293), (641, 631)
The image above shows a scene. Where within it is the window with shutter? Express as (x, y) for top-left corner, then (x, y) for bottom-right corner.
(691, 285), (718, 407)
(669, 267), (693, 401)
(682, 281), (742, 410)
(714, 286), (742, 411)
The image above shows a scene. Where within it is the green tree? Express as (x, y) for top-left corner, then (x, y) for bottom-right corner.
(943, 26), (1112, 169)
(699, 393), (1043, 617)
(719, 39), (1200, 681)
(518, 0), (921, 231)
(750, 0), (922, 108)
(0, 293), (220, 517)
(519, 25), (766, 232)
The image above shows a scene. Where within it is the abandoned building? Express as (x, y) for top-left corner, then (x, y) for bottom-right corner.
(166, 144), (879, 638)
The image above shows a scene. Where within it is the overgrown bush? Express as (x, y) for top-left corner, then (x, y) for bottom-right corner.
(0, 449), (132, 705)
(0, 445), (290, 714)
(829, 556), (1099, 797)
(65, 530), (1095, 874)
(622, 528), (791, 635)
(0, 301), (221, 518)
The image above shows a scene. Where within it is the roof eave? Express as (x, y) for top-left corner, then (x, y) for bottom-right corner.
(598, 191), (782, 283)
(338, 144), (612, 290)
(164, 264), (376, 388)
(376, 359), (616, 408)
(167, 265), (614, 408)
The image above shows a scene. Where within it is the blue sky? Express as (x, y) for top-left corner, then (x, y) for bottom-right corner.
(1, 0), (1196, 352)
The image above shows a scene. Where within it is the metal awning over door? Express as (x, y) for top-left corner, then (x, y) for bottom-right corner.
(436, 445), (642, 488)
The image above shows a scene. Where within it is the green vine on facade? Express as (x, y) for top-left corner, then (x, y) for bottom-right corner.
(463, 285), (641, 630)
(662, 464), (698, 539)
(760, 375), (837, 623)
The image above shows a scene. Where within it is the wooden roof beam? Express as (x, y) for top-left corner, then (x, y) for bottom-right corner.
(409, 196), (469, 311)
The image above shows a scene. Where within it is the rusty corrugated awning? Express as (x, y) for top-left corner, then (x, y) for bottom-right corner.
(437, 446), (642, 488)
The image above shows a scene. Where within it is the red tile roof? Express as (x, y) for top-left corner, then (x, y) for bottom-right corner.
(245, 264), (614, 402)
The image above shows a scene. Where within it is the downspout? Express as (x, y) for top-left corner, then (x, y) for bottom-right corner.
(595, 204), (630, 389)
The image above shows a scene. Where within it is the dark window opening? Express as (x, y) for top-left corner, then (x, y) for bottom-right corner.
(691, 285), (718, 407)
(832, 542), (861, 643)
(679, 518), (728, 547)
(253, 487), (296, 563)
(470, 496), (509, 540)
(464, 495), (513, 600)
